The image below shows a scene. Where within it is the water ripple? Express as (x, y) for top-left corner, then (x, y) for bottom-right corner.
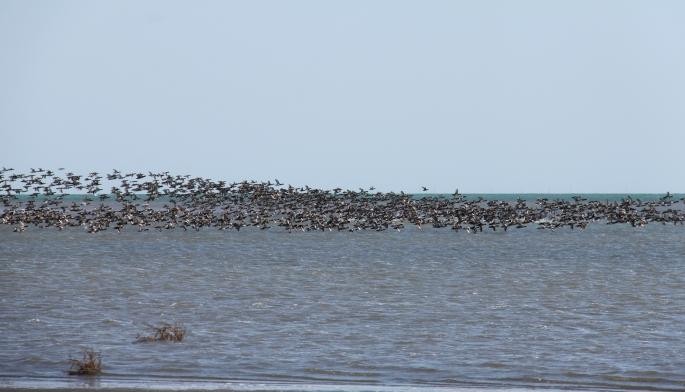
(1, 225), (684, 391)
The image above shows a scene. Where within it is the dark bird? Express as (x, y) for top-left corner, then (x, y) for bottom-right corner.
(2, 168), (683, 234)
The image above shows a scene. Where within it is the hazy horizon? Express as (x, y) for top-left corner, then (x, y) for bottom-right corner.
(2, 1), (684, 193)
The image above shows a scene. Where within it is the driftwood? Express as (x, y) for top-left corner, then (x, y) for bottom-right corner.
(135, 322), (186, 343)
(68, 349), (102, 375)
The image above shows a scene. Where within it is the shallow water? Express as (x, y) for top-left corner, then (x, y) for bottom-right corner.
(1, 225), (685, 391)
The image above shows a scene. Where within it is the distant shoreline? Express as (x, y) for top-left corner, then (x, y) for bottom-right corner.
(7, 192), (685, 202)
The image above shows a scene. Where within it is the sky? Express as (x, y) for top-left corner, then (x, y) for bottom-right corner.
(1, 0), (684, 193)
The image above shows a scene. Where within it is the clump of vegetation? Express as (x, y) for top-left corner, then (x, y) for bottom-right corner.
(68, 349), (102, 376)
(135, 322), (186, 343)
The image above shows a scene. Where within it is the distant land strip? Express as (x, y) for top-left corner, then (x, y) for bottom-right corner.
(1, 168), (683, 233)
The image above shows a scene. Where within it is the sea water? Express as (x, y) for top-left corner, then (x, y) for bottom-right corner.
(1, 202), (685, 391)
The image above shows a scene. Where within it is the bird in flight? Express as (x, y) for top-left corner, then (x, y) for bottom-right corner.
(422, 186), (429, 192)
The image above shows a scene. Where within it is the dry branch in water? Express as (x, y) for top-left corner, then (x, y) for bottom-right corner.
(68, 349), (102, 375)
(135, 322), (186, 343)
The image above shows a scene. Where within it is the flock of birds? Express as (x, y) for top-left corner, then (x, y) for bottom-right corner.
(1, 168), (683, 233)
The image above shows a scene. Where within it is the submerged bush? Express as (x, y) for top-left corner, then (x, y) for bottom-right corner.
(68, 349), (102, 376)
(135, 322), (186, 343)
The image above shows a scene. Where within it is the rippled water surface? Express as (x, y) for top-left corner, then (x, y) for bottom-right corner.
(1, 225), (685, 391)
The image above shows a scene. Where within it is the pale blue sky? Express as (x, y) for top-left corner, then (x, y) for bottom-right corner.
(1, 0), (683, 193)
